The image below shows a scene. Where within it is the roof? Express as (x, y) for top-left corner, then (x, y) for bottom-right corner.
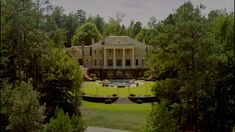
(94, 36), (146, 46)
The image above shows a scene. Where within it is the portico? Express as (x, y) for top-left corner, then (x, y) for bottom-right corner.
(103, 47), (135, 69)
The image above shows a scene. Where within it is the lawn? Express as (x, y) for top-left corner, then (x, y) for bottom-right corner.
(81, 101), (152, 131)
(81, 81), (155, 97)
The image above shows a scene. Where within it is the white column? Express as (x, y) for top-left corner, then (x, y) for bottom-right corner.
(132, 48), (135, 68)
(122, 48), (125, 69)
(113, 48), (116, 69)
(104, 48), (107, 68)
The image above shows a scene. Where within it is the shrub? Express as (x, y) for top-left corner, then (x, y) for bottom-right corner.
(136, 99), (143, 104)
(89, 73), (97, 80)
(104, 99), (112, 104)
(129, 93), (136, 97)
(2, 81), (45, 132)
(143, 103), (178, 132)
(43, 108), (86, 132)
(112, 94), (117, 97)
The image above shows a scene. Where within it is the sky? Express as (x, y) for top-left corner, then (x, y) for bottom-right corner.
(49, 0), (234, 26)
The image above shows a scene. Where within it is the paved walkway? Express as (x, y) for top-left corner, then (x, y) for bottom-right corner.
(114, 97), (133, 104)
(85, 126), (132, 132)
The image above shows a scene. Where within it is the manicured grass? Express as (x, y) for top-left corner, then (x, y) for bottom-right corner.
(81, 101), (152, 131)
(82, 81), (155, 97)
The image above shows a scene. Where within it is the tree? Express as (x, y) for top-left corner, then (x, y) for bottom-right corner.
(127, 21), (142, 38)
(71, 22), (101, 45)
(87, 15), (105, 34)
(136, 28), (150, 44)
(40, 48), (82, 121)
(145, 2), (221, 131)
(200, 12), (235, 131)
(144, 103), (178, 132)
(1, 81), (45, 132)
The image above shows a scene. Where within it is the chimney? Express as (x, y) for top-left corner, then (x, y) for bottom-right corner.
(92, 38), (95, 45)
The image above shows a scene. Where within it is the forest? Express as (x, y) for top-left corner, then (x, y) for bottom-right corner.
(0, 0), (234, 132)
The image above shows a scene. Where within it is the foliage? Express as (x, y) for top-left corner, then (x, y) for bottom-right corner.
(104, 99), (112, 104)
(87, 15), (105, 34)
(126, 21), (142, 38)
(71, 22), (101, 45)
(104, 17), (127, 36)
(145, 1), (234, 131)
(144, 103), (178, 132)
(136, 99), (143, 104)
(1, 81), (45, 132)
(89, 73), (97, 80)
(43, 108), (86, 132)
(40, 48), (82, 121)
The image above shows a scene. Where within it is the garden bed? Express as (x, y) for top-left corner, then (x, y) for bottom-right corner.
(128, 96), (159, 104)
(82, 95), (119, 104)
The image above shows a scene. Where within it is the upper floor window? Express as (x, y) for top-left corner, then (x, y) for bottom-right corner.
(117, 49), (121, 54)
(108, 49), (112, 54)
(126, 49), (130, 54)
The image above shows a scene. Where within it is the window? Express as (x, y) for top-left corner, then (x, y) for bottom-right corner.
(94, 50), (96, 54)
(126, 49), (130, 54)
(136, 59), (138, 66)
(108, 49), (112, 53)
(141, 59), (144, 66)
(125, 59), (130, 66)
(116, 59), (122, 66)
(100, 50), (102, 54)
(94, 59), (97, 66)
(86, 60), (88, 65)
(78, 59), (83, 65)
(100, 59), (103, 65)
(117, 49), (121, 54)
(108, 59), (113, 66)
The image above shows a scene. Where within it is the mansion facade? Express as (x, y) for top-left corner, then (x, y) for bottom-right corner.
(68, 36), (151, 79)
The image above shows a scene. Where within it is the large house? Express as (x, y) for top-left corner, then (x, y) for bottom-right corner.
(68, 36), (151, 79)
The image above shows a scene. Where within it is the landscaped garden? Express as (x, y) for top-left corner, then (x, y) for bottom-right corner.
(81, 80), (155, 97)
(80, 81), (155, 131)
(81, 101), (152, 131)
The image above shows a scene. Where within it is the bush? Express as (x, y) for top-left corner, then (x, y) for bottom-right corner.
(136, 99), (143, 104)
(143, 103), (178, 132)
(2, 81), (45, 132)
(89, 73), (97, 80)
(104, 99), (112, 104)
(112, 94), (117, 97)
(129, 93), (136, 97)
(43, 108), (86, 132)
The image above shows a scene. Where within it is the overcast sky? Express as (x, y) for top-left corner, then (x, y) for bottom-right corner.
(49, 0), (234, 26)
